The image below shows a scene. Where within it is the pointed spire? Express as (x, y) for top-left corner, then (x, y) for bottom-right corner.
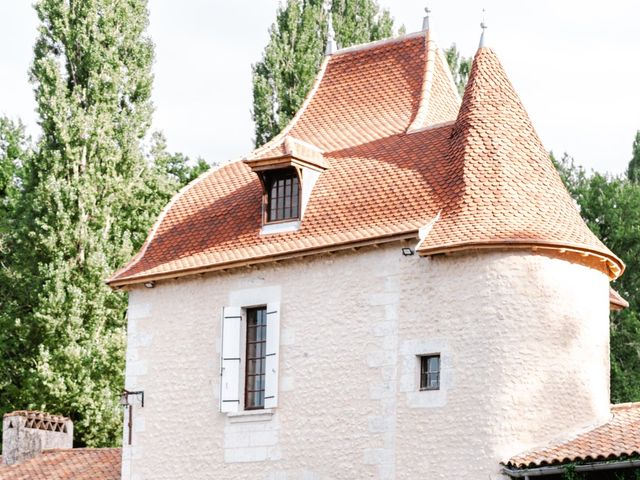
(478, 9), (487, 49)
(422, 6), (431, 31)
(325, 2), (337, 55)
(427, 45), (624, 280)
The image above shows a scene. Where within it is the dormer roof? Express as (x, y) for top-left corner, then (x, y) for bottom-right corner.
(244, 136), (326, 172)
(108, 31), (622, 287)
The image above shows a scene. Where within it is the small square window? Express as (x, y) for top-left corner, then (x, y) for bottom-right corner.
(420, 354), (440, 390)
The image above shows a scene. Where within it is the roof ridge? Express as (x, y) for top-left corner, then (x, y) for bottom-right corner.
(406, 31), (460, 133)
(247, 57), (330, 161)
(435, 37), (462, 104)
(331, 30), (425, 57)
(611, 402), (640, 411)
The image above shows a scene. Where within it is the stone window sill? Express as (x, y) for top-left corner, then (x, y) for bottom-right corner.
(226, 409), (274, 424)
(260, 220), (300, 235)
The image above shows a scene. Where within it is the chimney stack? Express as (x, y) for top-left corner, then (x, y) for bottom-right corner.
(2, 411), (73, 465)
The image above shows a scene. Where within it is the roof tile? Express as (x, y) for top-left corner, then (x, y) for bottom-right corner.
(109, 36), (622, 286)
(506, 403), (640, 468)
(0, 448), (120, 480)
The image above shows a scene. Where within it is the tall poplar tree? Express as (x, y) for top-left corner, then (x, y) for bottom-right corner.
(0, 118), (30, 235)
(627, 130), (640, 183)
(0, 0), (171, 446)
(252, 0), (394, 147)
(444, 44), (471, 95)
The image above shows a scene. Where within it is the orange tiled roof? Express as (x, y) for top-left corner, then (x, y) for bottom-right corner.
(505, 403), (640, 469)
(0, 448), (121, 480)
(415, 47), (622, 278)
(610, 287), (629, 310)
(108, 32), (622, 286)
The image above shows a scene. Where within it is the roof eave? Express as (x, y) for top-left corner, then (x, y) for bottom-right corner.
(107, 230), (419, 288)
(502, 458), (640, 478)
(417, 240), (625, 280)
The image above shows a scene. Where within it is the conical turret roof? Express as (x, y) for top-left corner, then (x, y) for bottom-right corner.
(417, 46), (623, 278)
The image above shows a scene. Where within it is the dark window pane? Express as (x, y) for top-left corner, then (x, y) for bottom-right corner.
(245, 306), (268, 409)
(420, 355), (440, 390)
(277, 191), (285, 214)
(266, 169), (300, 222)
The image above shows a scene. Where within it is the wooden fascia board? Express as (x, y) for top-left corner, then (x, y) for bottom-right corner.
(244, 155), (327, 173)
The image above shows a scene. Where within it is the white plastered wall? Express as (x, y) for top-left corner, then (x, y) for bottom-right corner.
(121, 245), (610, 480)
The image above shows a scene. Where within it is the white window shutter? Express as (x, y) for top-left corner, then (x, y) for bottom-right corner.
(264, 302), (281, 409)
(220, 306), (242, 413)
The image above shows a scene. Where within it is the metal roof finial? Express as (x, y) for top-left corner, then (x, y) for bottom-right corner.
(325, 1), (337, 55)
(479, 8), (488, 49)
(422, 6), (431, 31)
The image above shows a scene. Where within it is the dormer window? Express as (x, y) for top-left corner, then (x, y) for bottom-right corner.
(264, 168), (300, 223)
(243, 136), (327, 234)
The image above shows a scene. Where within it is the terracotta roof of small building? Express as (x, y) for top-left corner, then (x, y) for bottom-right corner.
(505, 403), (640, 469)
(0, 448), (121, 480)
(108, 31), (622, 286)
(610, 287), (630, 310)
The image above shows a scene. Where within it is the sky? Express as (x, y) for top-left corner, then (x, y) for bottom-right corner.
(0, 1), (638, 175)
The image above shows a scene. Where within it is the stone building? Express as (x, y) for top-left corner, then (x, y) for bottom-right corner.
(0, 410), (120, 479)
(107, 12), (638, 480)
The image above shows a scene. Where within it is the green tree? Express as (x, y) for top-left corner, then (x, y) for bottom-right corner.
(252, 0), (394, 147)
(444, 43), (471, 95)
(0, 0), (172, 447)
(0, 117), (30, 232)
(555, 152), (640, 403)
(627, 130), (640, 183)
(150, 131), (211, 189)
(0, 119), (31, 415)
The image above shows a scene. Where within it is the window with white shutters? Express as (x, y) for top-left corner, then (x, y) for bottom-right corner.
(220, 306), (242, 412)
(264, 302), (280, 409)
(219, 302), (280, 413)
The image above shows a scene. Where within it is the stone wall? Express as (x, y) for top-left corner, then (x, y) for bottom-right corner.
(121, 244), (610, 480)
(2, 411), (73, 465)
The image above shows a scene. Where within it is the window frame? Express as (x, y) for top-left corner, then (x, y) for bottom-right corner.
(261, 168), (301, 224)
(419, 354), (441, 391)
(220, 301), (280, 414)
(244, 306), (267, 410)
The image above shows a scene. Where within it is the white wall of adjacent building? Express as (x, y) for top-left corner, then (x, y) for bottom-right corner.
(121, 244), (610, 480)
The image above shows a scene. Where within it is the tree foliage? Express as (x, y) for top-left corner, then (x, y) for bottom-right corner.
(627, 130), (640, 183)
(0, 118), (30, 237)
(444, 43), (471, 95)
(0, 0), (187, 447)
(252, 0), (394, 147)
(150, 131), (211, 189)
(554, 150), (640, 403)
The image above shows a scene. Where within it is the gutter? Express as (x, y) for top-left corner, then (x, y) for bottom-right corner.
(503, 459), (640, 478)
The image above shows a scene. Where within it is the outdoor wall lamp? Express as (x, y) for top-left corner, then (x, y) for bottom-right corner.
(143, 280), (156, 289)
(120, 389), (144, 407)
(401, 247), (415, 256)
(120, 389), (144, 445)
